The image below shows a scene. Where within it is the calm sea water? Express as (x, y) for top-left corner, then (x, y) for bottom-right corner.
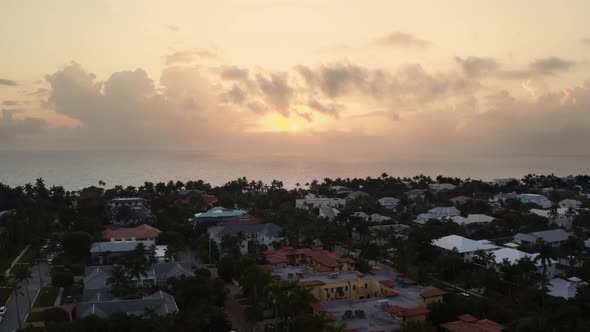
(1, 150), (589, 190)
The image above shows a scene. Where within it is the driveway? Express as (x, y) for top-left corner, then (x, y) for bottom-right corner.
(1, 262), (50, 332)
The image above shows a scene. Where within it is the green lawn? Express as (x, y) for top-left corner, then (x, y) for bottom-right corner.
(26, 311), (45, 322)
(0, 287), (13, 305)
(33, 287), (59, 308)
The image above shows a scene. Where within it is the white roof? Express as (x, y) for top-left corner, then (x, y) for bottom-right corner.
(530, 208), (576, 218)
(432, 235), (499, 253)
(503, 242), (520, 248)
(378, 197), (400, 205)
(559, 199), (582, 205)
(428, 206), (461, 217)
(585, 238), (590, 249)
(451, 214), (495, 225)
(490, 248), (541, 266)
(429, 183), (457, 191)
(546, 278), (578, 299)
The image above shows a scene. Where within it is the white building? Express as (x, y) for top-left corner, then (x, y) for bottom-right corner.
(546, 277), (586, 299)
(329, 185), (354, 195)
(530, 208), (577, 230)
(559, 199), (583, 209)
(494, 192), (553, 209)
(296, 194), (346, 209)
(514, 229), (573, 247)
(490, 247), (557, 277)
(415, 206), (461, 224)
(492, 178), (518, 186)
(369, 213), (393, 222)
(429, 183), (457, 191)
(378, 197), (401, 210)
(432, 235), (499, 262)
(319, 207), (341, 220)
(208, 223), (283, 254)
(450, 214), (495, 226)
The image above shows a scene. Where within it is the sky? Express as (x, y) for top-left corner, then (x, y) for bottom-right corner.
(1, 0), (590, 158)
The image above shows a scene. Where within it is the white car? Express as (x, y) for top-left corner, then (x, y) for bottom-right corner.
(0, 306), (6, 316)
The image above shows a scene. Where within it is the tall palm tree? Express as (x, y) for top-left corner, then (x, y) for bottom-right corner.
(9, 278), (24, 329)
(13, 264), (33, 310)
(516, 256), (536, 283)
(108, 264), (130, 291)
(533, 240), (555, 277)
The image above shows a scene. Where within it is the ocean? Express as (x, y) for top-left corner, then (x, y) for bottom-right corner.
(1, 150), (589, 190)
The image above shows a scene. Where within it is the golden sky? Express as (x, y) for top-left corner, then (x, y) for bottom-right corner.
(1, 0), (590, 157)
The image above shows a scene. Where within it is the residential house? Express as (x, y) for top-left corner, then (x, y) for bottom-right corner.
(329, 185), (354, 195)
(346, 191), (370, 202)
(530, 207), (577, 230)
(90, 240), (156, 265)
(384, 305), (431, 323)
(369, 213), (393, 222)
(585, 238), (590, 249)
(513, 229), (573, 247)
(319, 206), (340, 220)
(404, 189), (426, 200)
(489, 247), (557, 277)
(208, 223), (283, 254)
(415, 206), (460, 224)
(76, 291), (179, 319)
(107, 198), (156, 226)
(450, 214), (495, 226)
(492, 178), (518, 186)
(264, 247), (355, 272)
(296, 194), (346, 209)
(494, 192), (553, 209)
(83, 262), (193, 290)
(432, 235), (499, 262)
(102, 224), (161, 242)
(194, 206), (250, 223)
(440, 314), (506, 332)
(350, 212), (370, 221)
(450, 196), (472, 205)
(419, 288), (447, 304)
(559, 199), (583, 209)
(378, 197), (401, 210)
(546, 277), (586, 299)
(429, 183), (457, 191)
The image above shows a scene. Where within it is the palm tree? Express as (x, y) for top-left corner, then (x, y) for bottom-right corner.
(9, 278), (24, 329)
(533, 240), (555, 277)
(13, 264), (33, 310)
(516, 256), (536, 283)
(474, 250), (495, 268)
(126, 243), (149, 287)
(548, 204), (559, 220)
(108, 264), (130, 291)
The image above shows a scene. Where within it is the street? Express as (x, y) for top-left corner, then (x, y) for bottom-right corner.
(1, 262), (51, 332)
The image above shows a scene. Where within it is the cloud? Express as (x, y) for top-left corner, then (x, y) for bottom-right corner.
(165, 48), (220, 65)
(455, 56), (500, 77)
(0, 78), (18, 86)
(582, 38), (590, 45)
(167, 25), (179, 32)
(2, 100), (18, 106)
(0, 109), (46, 143)
(307, 99), (340, 118)
(374, 32), (429, 49)
(220, 66), (250, 81)
(255, 72), (294, 115)
(529, 57), (573, 75)
(456, 56), (573, 80)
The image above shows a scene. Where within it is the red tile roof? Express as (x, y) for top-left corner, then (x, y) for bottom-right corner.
(102, 224), (161, 241)
(383, 290), (399, 297)
(310, 302), (325, 312)
(384, 305), (430, 317)
(379, 280), (396, 288)
(300, 279), (325, 286)
(420, 288), (448, 298)
(263, 247), (353, 269)
(441, 315), (506, 332)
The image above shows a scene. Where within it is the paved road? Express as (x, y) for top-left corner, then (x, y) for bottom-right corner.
(1, 262), (50, 332)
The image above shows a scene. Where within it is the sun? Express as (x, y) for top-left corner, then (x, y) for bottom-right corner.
(272, 116), (303, 132)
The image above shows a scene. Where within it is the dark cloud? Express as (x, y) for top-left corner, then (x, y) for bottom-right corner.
(167, 25), (179, 32)
(255, 73), (293, 115)
(375, 32), (429, 49)
(2, 100), (18, 106)
(220, 66), (250, 81)
(307, 99), (340, 118)
(165, 49), (220, 65)
(0, 78), (18, 86)
(456, 56), (573, 79)
(296, 63), (368, 97)
(296, 111), (313, 122)
(582, 38), (590, 45)
(0, 109), (46, 143)
(530, 57), (573, 75)
(223, 84), (247, 103)
(455, 56), (500, 77)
